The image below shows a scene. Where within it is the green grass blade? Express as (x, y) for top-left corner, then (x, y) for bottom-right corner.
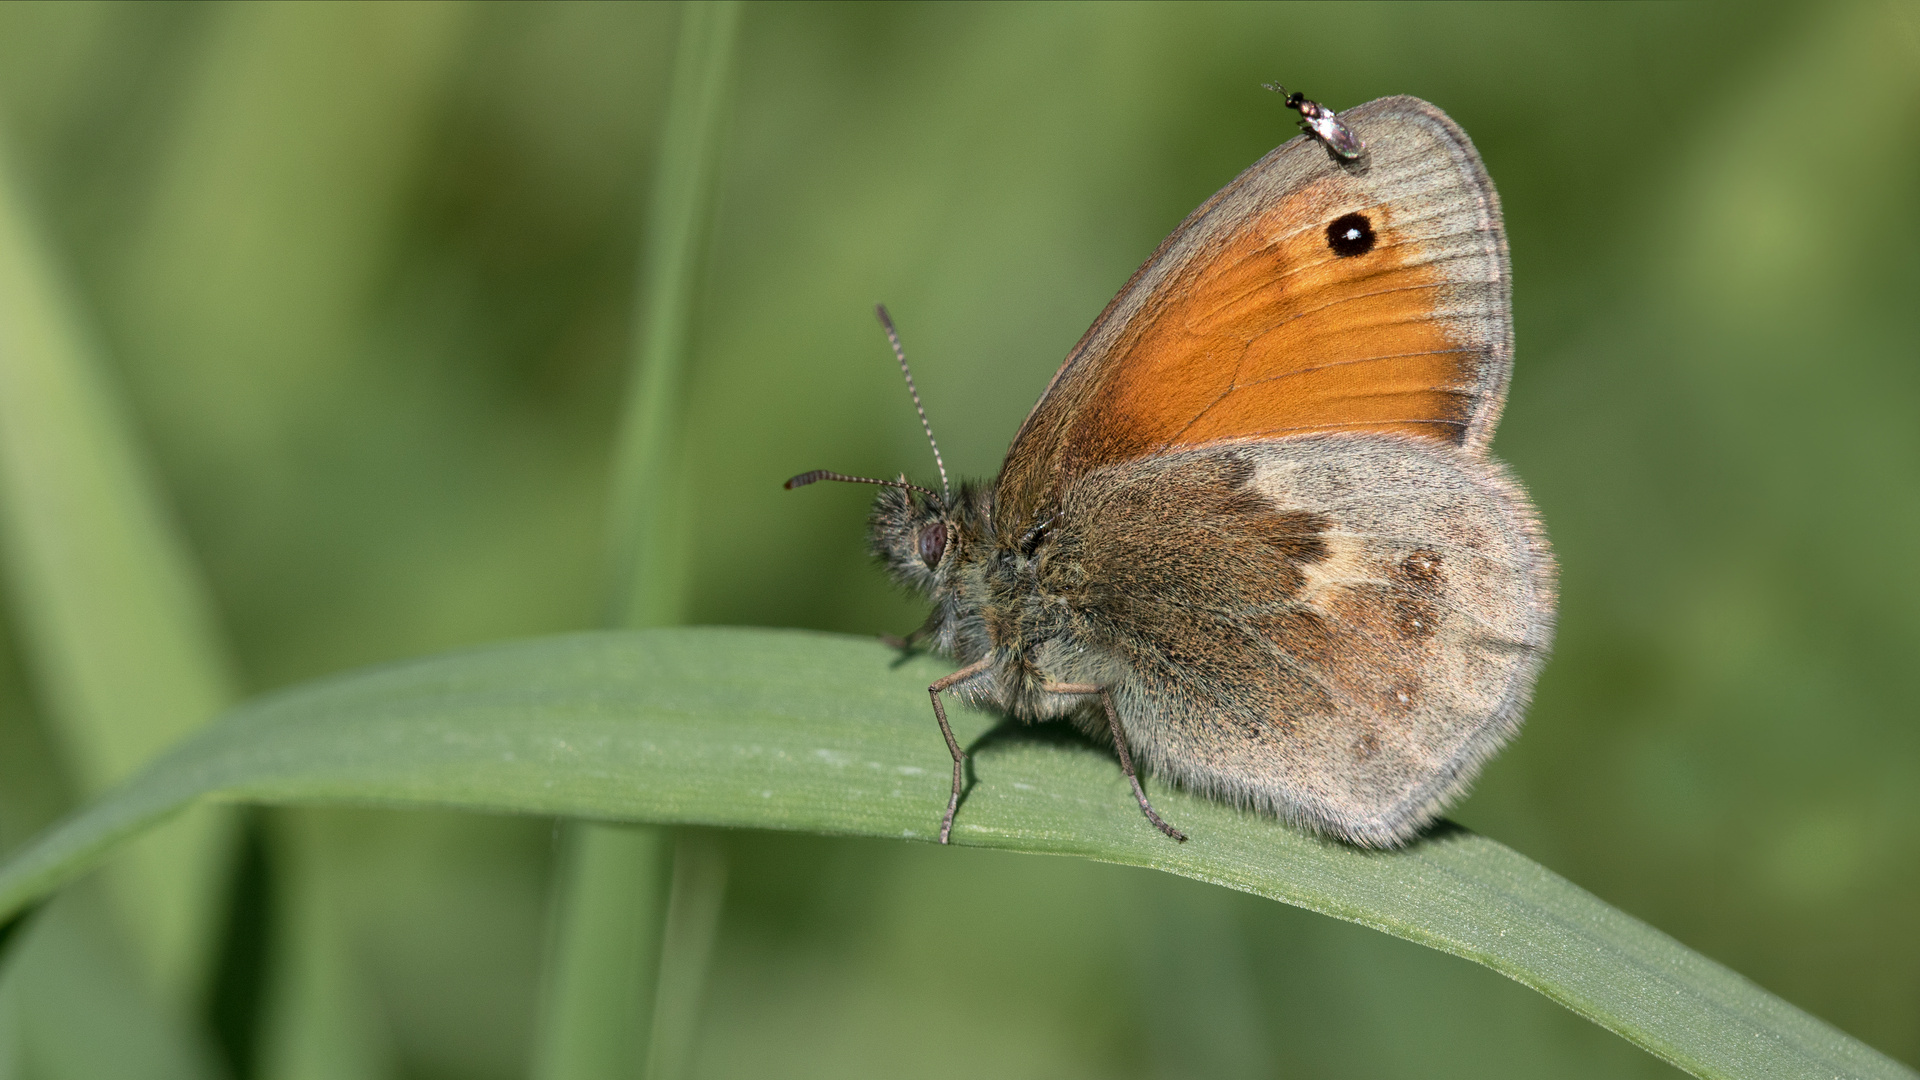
(254, 810), (394, 1080)
(0, 120), (236, 1010)
(641, 835), (725, 1080)
(109, 5), (472, 1076)
(541, 4), (742, 1079)
(532, 825), (671, 1080)
(0, 627), (1906, 1080)
(604, 0), (741, 630)
(3, 894), (226, 1080)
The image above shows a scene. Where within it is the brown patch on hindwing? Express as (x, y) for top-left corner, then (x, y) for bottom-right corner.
(1049, 454), (1329, 609)
(1044, 453), (1336, 743)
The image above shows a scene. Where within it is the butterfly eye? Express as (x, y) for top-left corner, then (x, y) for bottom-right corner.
(917, 522), (948, 568)
(1326, 212), (1375, 257)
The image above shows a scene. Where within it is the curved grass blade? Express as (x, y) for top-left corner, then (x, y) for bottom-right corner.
(0, 626), (1908, 1080)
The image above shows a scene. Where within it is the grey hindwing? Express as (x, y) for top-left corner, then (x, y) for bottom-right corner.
(1031, 435), (1555, 847)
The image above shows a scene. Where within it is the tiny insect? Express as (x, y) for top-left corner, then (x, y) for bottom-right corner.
(789, 91), (1555, 848)
(1264, 83), (1366, 160)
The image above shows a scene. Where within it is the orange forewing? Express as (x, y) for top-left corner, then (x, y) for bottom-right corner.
(994, 98), (1508, 538)
(1092, 181), (1472, 446)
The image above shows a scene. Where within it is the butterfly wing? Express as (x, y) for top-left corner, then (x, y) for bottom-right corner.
(995, 97), (1512, 540)
(1041, 439), (1555, 847)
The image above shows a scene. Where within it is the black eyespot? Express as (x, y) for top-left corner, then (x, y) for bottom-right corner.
(1326, 212), (1375, 257)
(917, 522), (948, 568)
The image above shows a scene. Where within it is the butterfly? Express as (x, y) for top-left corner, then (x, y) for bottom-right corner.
(789, 91), (1556, 848)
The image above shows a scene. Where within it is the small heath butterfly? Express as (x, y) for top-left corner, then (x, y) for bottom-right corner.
(790, 91), (1556, 848)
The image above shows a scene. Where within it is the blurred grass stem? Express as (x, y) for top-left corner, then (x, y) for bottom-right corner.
(533, 825), (671, 1080)
(604, 0), (740, 630)
(537, 4), (741, 1080)
(0, 120), (238, 1010)
(0, 121), (235, 1079)
(643, 836), (727, 1080)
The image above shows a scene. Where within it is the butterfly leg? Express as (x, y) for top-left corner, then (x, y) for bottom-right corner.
(929, 658), (993, 844)
(1041, 683), (1187, 842)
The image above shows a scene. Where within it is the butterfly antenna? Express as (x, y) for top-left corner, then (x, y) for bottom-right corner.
(874, 304), (951, 501)
(1261, 81), (1297, 103)
(784, 469), (940, 499)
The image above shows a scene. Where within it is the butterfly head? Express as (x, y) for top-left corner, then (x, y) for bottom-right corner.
(865, 478), (990, 598)
(789, 305), (992, 618)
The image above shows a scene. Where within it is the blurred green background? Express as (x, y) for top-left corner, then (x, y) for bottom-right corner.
(0, 1), (1915, 1078)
